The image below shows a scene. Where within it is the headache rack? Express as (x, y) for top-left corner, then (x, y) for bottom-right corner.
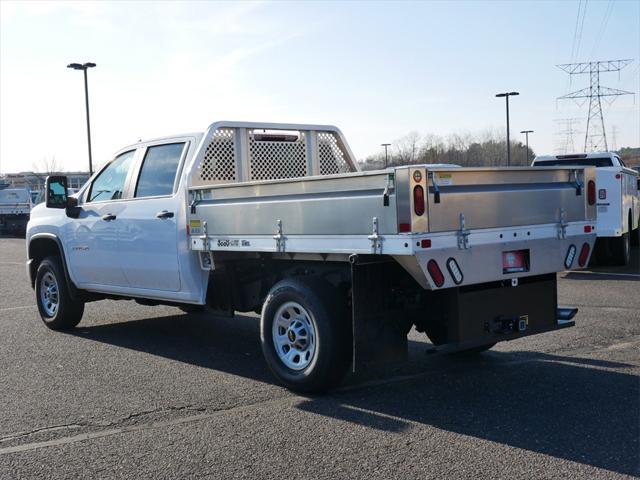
(188, 121), (359, 188)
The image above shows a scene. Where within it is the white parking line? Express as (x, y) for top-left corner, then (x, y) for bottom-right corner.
(565, 271), (640, 279)
(0, 305), (35, 312)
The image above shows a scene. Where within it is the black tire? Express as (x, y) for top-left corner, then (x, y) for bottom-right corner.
(260, 277), (351, 393)
(611, 231), (631, 266)
(632, 225), (640, 247)
(35, 256), (84, 330)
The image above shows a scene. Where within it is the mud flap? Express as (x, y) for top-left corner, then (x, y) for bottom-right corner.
(350, 255), (410, 372)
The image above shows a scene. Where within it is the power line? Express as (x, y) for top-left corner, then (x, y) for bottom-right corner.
(573, 0), (589, 62)
(570, 1), (584, 63)
(590, 0), (615, 59)
(557, 59), (634, 152)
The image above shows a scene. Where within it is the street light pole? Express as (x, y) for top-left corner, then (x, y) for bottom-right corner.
(381, 143), (391, 168)
(495, 91), (519, 167)
(520, 130), (534, 165)
(67, 62), (97, 175)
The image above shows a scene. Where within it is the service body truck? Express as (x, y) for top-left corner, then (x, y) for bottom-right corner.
(27, 122), (597, 392)
(533, 152), (639, 265)
(0, 187), (33, 235)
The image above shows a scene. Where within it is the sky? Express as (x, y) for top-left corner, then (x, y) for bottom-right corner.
(1, 0), (639, 174)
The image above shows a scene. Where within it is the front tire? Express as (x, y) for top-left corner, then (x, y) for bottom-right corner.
(260, 277), (351, 393)
(35, 256), (84, 330)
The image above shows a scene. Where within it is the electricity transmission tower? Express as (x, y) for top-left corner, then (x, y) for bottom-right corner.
(557, 59), (634, 152)
(554, 118), (581, 154)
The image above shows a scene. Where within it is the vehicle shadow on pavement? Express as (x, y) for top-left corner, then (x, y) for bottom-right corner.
(68, 312), (639, 476)
(68, 311), (275, 384)
(299, 350), (639, 477)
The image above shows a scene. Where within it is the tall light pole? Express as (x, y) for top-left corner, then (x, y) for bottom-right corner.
(520, 130), (534, 165)
(495, 91), (519, 166)
(381, 143), (391, 168)
(67, 62), (97, 175)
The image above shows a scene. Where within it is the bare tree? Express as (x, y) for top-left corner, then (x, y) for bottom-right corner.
(359, 128), (537, 169)
(32, 155), (62, 175)
(393, 131), (421, 165)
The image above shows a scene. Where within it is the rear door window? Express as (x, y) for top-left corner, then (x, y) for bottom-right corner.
(135, 143), (185, 198)
(88, 150), (135, 202)
(534, 157), (614, 167)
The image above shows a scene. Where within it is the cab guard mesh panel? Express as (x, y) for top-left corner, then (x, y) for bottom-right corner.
(318, 132), (351, 175)
(249, 132), (307, 181)
(199, 129), (236, 183)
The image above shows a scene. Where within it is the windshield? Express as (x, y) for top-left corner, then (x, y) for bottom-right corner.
(534, 157), (613, 167)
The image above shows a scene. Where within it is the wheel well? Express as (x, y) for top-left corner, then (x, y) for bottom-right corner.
(28, 237), (63, 286)
(206, 257), (351, 314)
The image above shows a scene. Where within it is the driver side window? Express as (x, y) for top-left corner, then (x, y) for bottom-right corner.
(88, 150), (135, 202)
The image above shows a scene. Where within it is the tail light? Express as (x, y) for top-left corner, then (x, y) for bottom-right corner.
(578, 242), (590, 267)
(587, 180), (596, 205)
(565, 244), (577, 268)
(413, 185), (425, 216)
(584, 225), (592, 233)
(427, 259), (445, 287)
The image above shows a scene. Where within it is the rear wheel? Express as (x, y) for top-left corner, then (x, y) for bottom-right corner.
(632, 222), (640, 247)
(611, 230), (631, 266)
(35, 256), (84, 330)
(260, 277), (351, 393)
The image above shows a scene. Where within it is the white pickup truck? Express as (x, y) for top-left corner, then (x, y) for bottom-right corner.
(533, 152), (639, 265)
(27, 121), (597, 392)
(0, 187), (33, 235)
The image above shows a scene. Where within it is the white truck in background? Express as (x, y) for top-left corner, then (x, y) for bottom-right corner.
(533, 152), (639, 266)
(27, 121), (597, 392)
(0, 187), (33, 236)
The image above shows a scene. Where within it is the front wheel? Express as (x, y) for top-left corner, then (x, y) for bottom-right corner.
(260, 277), (351, 393)
(35, 256), (84, 330)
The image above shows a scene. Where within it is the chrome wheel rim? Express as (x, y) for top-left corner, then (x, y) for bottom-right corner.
(40, 271), (59, 317)
(272, 301), (317, 371)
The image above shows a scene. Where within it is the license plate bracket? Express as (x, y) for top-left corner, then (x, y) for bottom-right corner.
(502, 249), (530, 274)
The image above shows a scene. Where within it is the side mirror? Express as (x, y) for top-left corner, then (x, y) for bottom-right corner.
(45, 176), (68, 209)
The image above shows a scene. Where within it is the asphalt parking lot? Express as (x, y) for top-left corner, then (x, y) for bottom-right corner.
(0, 237), (638, 479)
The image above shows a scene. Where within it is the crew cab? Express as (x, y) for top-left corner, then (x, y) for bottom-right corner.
(27, 121), (597, 392)
(533, 152), (639, 265)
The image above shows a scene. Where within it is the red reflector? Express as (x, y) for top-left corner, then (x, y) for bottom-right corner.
(413, 185), (425, 216)
(399, 223), (411, 233)
(587, 180), (596, 205)
(427, 259), (445, 287)
(584, 225), (592, 233)
(578, 242), (590, 267)
(421, 239), (432, 248)
(615, 173), (621, 180)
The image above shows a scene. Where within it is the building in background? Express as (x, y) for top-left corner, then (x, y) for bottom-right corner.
(0, 171), (90, 197)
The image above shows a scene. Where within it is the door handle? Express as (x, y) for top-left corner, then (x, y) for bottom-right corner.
(102, 213), (117, 221)
(156, 210), (174, 219)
